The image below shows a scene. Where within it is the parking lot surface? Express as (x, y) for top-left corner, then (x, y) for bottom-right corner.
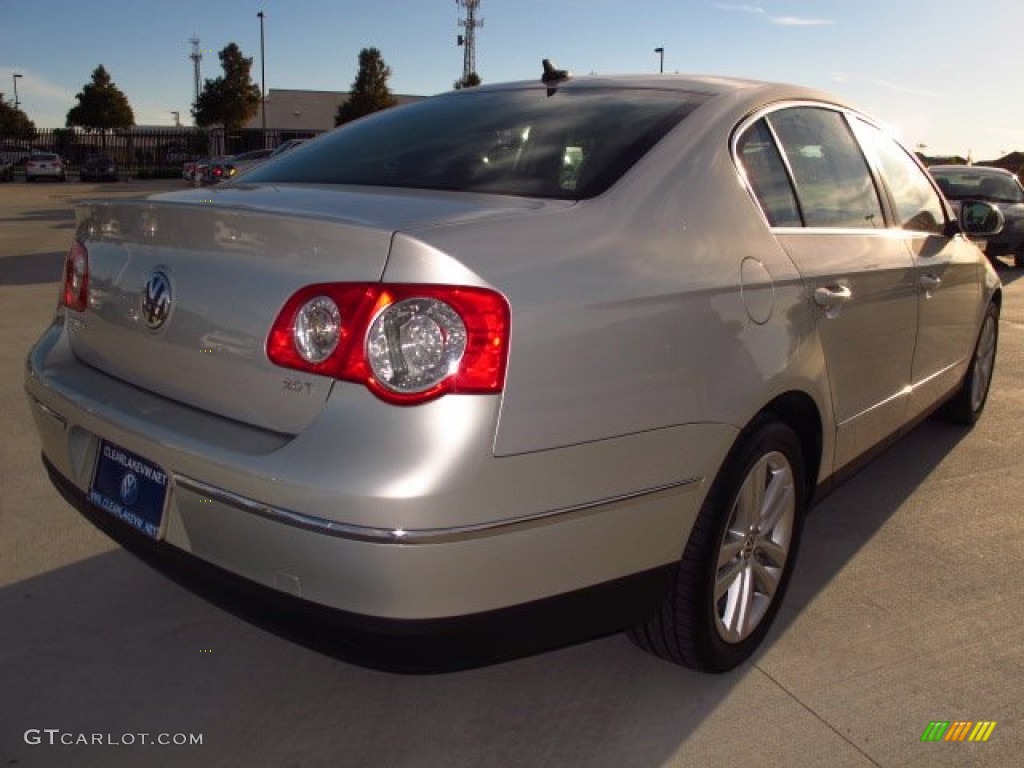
(1, 179), (1021, 767)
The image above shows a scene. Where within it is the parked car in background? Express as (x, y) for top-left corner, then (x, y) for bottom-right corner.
(0, 159), (14, 182)
(929, 164), (1024, 267)
(201, 155), (239, 184)
(216, 148), (275, 180)
(79, 154), (118, 182)
(27, 72), (1003, 673)
(182, 158), (205, 183)
(24, 153), (66, 182)
(268, 138), (309, 158)
(0, 142), (33, 167)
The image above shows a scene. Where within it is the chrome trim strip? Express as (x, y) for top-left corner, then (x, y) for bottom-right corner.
(27, 394), (68, 428)
(173, 473), (701, 546)
(836, 359), (964, 429)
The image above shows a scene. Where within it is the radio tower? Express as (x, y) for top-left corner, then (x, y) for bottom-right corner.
(189, 35), (203, 117)
(456, 0), (483, 86)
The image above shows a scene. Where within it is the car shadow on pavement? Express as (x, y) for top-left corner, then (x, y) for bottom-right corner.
(0, 541), (746, 768)
(992, 261), (1022, 285)
(775, 415), (969, 627)
(0, 251), (65, 286)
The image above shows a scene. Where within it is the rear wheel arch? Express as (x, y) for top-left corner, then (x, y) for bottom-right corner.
(628, 393), (822, 671)
(760, 391), (823, 503)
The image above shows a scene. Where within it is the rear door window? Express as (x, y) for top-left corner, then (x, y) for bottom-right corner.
(767, 107), (884, 229)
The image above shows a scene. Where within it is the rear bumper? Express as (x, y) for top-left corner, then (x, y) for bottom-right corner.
(43, 454), (676, 672)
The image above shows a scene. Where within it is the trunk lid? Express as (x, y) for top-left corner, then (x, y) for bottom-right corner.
(69, 185), (541, 434)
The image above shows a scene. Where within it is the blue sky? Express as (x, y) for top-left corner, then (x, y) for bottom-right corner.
(2, 0), (1022, 160)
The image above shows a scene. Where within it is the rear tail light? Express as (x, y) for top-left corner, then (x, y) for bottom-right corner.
(268, 283), (510, 405)
(61, 240), (89, 311)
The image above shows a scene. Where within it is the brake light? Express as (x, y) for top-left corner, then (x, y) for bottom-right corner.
(62, 240), (89, 311)
(267, 283), (510, 405)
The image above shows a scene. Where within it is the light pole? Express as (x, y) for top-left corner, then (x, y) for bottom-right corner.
(171, 111), (180, 127)
(13, 73), (23, 108)
(257, 11), (266, 137)
(654, 47), (664, 74)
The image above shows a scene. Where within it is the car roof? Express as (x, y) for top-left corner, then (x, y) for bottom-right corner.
(442, 73), (862, 128)
(929, 165), (1013, 176)
(472, 72), (848, 100)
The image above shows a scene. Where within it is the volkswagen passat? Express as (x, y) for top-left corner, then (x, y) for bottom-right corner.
(26, 70), (1002, 672)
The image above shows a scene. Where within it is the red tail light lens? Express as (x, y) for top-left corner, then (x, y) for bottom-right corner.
(267, 284), (510, 405)
(62, 241), (89, 311)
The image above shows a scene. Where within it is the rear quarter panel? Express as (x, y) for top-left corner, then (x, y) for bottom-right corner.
(390, 93), (834, 469)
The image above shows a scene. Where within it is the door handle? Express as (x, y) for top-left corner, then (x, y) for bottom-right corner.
(813, 284), (852, 318)
(919, 274), (942, 297)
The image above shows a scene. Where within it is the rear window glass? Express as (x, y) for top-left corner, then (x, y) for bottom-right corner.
(243, 86), (706, 199)
(930, 169), (1024, 204)
(768, 107), (883, 229)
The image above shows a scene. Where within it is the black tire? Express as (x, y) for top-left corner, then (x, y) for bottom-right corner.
(630, 417), (807, 672)
(942, 302), (999, 426)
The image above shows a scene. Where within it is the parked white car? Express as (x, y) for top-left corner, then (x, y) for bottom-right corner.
(25, 152), (66, 182)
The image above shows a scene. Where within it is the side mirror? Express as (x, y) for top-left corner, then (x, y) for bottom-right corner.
(959, 200), (1004, 237)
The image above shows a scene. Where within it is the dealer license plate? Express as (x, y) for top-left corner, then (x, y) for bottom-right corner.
(88, 440), (169, 539)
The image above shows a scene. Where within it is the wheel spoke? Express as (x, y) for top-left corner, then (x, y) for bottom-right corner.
(750, 558), (780, 598)
(733, 469), (763, 532)
(718, 536), (745, 569)
(755, 538), (788, 570)
(715, 557), (745, 602)
(757, 463), (792, 534)
(717, 564), (755, 640)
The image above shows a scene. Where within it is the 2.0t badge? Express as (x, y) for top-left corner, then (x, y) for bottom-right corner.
(141, 270), (172, 330)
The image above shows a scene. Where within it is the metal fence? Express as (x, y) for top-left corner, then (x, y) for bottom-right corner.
(0, 127), (321, 174)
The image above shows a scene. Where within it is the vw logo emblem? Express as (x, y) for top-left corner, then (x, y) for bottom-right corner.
(120, 473), (139, 506)
(142, 270), (172, 330)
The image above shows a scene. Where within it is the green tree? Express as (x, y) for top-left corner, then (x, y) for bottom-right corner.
(454, 72), (481, 90)
(0, 97), (36, 139)
(335, 47), (397, 126)
(193, 43), (261, 131)
(66, 65), (135, 130)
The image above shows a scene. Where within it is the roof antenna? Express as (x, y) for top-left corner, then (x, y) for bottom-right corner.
(541, 59), (570, 95)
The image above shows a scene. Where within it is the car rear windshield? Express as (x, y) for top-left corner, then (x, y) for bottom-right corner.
(932, 170), (1024, 204)
(243, 86), (706, 199)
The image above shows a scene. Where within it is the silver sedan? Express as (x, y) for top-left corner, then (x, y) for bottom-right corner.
(26, 69), (1002, 672)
